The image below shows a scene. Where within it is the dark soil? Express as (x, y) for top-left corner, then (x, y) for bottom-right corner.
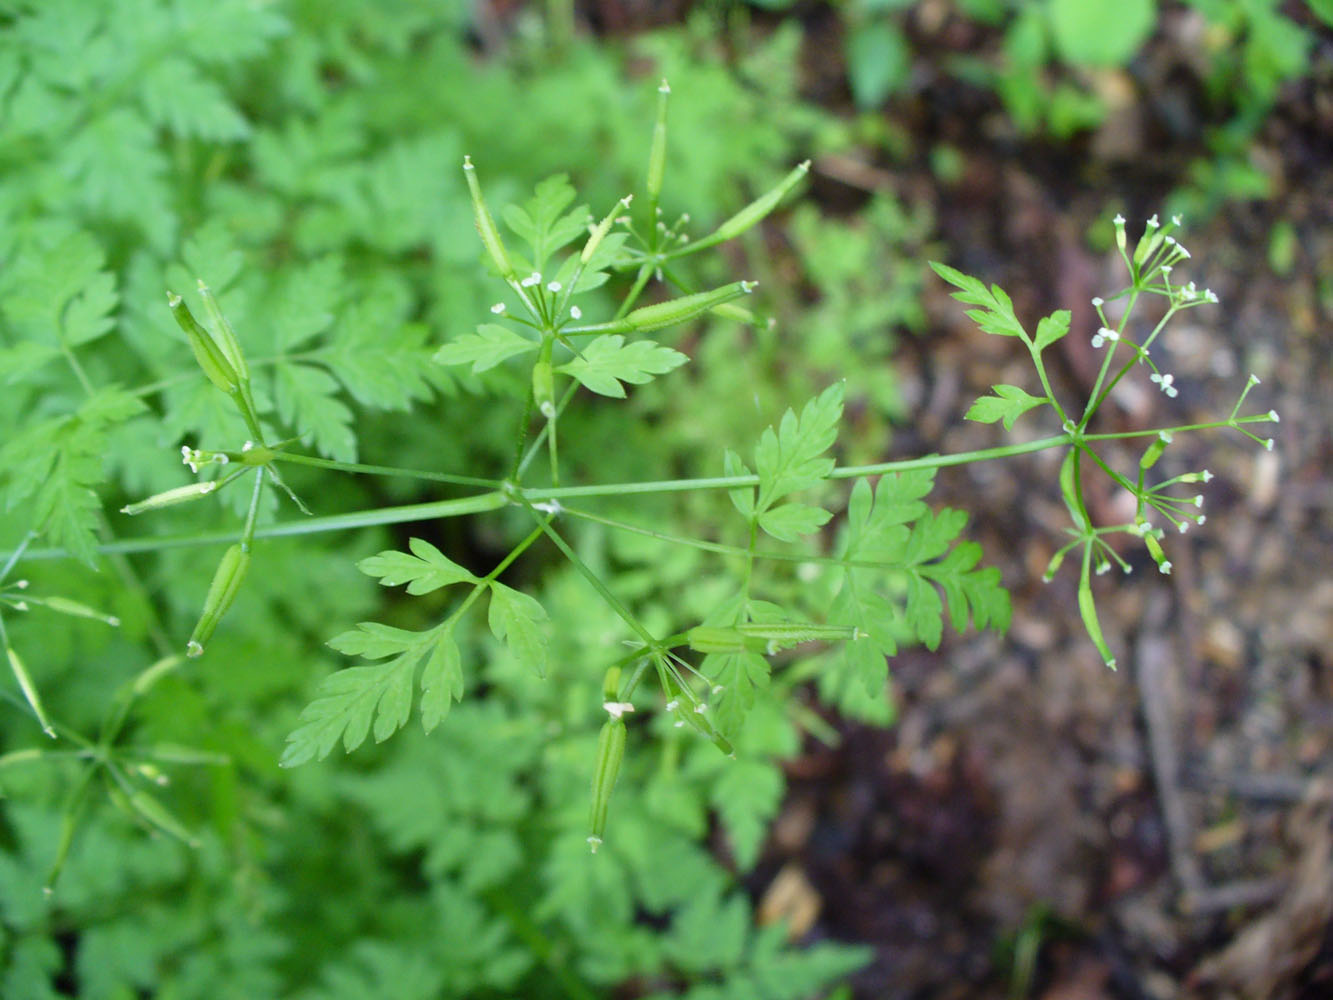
(734, 5), (1332, 999)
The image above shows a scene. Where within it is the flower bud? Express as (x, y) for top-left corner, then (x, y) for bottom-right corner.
(187, 544), (250, 657)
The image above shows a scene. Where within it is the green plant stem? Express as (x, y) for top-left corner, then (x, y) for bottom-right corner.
(515, 495), (659, 649)
(13, 414), (1268, 565)
(270, 452), (500, 489)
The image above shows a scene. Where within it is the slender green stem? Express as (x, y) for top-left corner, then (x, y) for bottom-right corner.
(239, 467), (265, 550)
(514, 495), (658, 648)
(1082, 414), (1271, 440)
(1026, 348), (1069, 426)
(517, 383), (577, 480)
(270, 452), (500, 489)
(11, 492), (510, 562)
(1081, 287), (1140, 426)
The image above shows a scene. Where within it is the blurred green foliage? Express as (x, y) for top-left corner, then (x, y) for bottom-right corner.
(0, 1), (939, 995)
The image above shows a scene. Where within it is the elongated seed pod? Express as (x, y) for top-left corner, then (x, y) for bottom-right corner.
(121, 481), (217, 516)
(187, 544), (250, 657)
(582, 195), (632, 265)
(1077, 559), (1116, 669)
(735, 622), (858, 644)
(646, 81), (669, 204)
(168, 292), (239, 395)
(1139, 431), (1171, 471)
(195, 280), (249, 384)
(7, 645), (55, 737)
(532, 359), (554, 418)
(623, 281), (755, 333)
(691, 160), (810, 252)
(686, 626), (749, 654)
(462, 156), (516, 281)
(588, 718), (627, 852)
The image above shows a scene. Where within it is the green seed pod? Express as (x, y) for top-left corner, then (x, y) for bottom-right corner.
(646, 81), (669, 204)
(624, 281), (755, 333)
(1042, 545), (1070, 583)
(588, 718), (627, 852)
(1139, 431), (1171, 471)
(168, 291), (239, 395)
(582, 195), (632, 264)
(1141, 528), (1171, 575)
(1132, 228), (1165, 269)
(34, 595), (119, 627)
(187, 544), (250, 658)
(117, 781), (200, 847)
(239, 443), (277, 466)
(1077, 563), (1116, 669)
(121, 481), (217, 516)
(686, 626), (749, 654)
(532, 359), (554, 418)
(735, 622), (859, 646)
(7, 645), (55, 738)
(195, 280), (249, 384)
(602, 665), (621, 704)
(462, 156), (516, 281)
(689, 160), (810, 253)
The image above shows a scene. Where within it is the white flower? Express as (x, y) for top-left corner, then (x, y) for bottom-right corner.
(547, 281), (562, 292)
(491, 302), (505, 314)
(570, 305), (582, 320)
(1113, 214), (1126, 226)
(603, 701), (635, 720)
(1172, 214), (1183, 226)
(1147, 214), (1160, 228)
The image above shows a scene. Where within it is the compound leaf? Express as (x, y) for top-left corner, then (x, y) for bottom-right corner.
(1033, 309), (1071, 351)
(284, 624), (457, 765)
(965, 383), (1046, 430)
(757, 502), (832, 542)
(357, 538), (478, 595)
(557, 335), (688, 398)
(433, 324), (537, 374)
(754, 382), (843, 511)
(930, 262), (1027, 340)
(487, 583), (548, 677)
